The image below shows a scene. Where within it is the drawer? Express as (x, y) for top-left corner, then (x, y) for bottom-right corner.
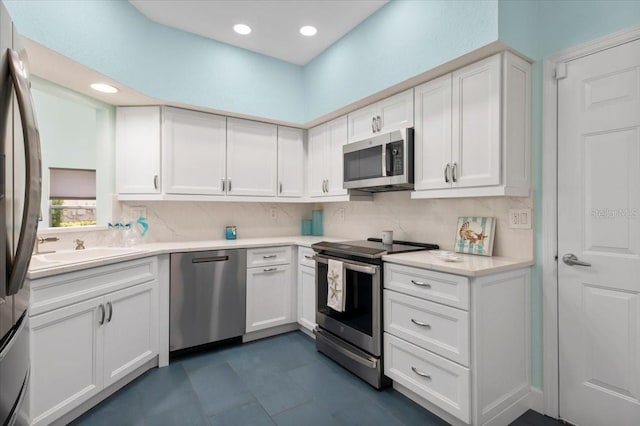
(384, 263), (469, 310)
(298, 247), (316, 268)
(384, 333), (470, 423)
(384, 290), (469, 366)
(29, 257), (158, 316)
(247, 246), (292, 267)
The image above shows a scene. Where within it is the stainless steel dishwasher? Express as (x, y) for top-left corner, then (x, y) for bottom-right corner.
(170, 249), (246, 352)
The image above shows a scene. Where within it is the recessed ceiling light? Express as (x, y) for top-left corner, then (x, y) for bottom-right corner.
(233, 24), (252, 35)
(299, 26), (317, 37)
(90, 83), (118, 94)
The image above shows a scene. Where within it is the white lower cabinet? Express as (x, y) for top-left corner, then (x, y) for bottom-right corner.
(28, 257), (159, 426)
(246, 247), (295, 333)
(383, 263), (530, 426)
(297, 247), (316, 332)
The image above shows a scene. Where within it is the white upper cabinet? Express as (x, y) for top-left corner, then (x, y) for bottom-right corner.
(347, 89), (414, 143)
(116, 107), (161, 194)
(413, 52), (531, 199)
(277, 126), (304, 198)
(308, 115), (349, 198)
(163, 107), (226, 196)
(226, 118), (278, 197)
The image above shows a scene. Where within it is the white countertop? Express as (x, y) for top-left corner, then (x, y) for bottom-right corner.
(382, 250), (534, 277)
(27, 236), (342, 279)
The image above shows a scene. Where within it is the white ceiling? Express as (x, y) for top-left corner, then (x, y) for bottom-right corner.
(128, 0), (388, 65)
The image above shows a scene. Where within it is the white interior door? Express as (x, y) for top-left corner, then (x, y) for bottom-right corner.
(558, 38), (640, 426)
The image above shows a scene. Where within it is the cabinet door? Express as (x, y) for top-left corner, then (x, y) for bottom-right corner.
(116, 107), (161, 194)
(347, 104), (378, 143)
(451, 54), (501, 188)
(297, 265), (316, 332)
(378, 89), (414, 134)
(227, 118), (278, 197)
(246, 265), (294, 333)
(277, 126), (304, 198)
(308, 124), (328, 197)
(103, 281), (158, 388)
(163, 107), (226, 195)
(326, 116), (349, 196)
(29, 297), (104, 426)
(414, 75), (453, 190)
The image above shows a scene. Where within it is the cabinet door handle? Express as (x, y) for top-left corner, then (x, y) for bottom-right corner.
(279, 181), (283, 194)
(452, 162), (457, 183)
(98, 304), (105, 326)
(153, 174), (159, 190)
(106, 302), (113, 323)
(444, 163), (450, 183)
(228, 179), (232, 192)
(372, 117), (376, 133)
(263, 254), (277, 259)
(263, 267), (278, 272)
(411, 366), (431, 380)
(304, 255), (314, 260)
(325, 179), (329, 193)
(376, 115), (381, 132)
(222, 178), (226, 192)
(411, 279), (431, 288)
(411, 318), (431, 328)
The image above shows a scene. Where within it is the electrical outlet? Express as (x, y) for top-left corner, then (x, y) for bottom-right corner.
(509, 208), (531, 229)
(337, 208), (345, 221)
(270, 208), (277, 220)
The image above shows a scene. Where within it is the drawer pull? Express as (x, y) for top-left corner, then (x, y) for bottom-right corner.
(304, 255), (314, 260)
(411, 366), (431, 380)
(411, 280), (431, 288)
(263, 267), (278, 272)
(263, 255), (277, 259)
(411, 318), (431, 328)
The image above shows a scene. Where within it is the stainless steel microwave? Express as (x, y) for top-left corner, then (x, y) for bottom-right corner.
(343, 128), (414, 192)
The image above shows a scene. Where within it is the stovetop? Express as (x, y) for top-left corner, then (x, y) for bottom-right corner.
(311, 238), (439, 259)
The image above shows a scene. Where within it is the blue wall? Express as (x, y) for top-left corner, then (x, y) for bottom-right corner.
(303, 0), (499, 119)
(5, 0), (305, 123)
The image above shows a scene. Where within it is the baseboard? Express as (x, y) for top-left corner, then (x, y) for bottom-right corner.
(298, 325), (315, 339)
(393, 382), (468, 426)
(50, 357), (158, 426)
(483, 389), (531, 426)
(242, 322), (299, 342)
(528, 387), (544, 414)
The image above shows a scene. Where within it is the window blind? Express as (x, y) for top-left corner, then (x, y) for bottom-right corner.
(49, 168), (96, 200)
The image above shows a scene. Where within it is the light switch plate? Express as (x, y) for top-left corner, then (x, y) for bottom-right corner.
(509, 208), (532, 229)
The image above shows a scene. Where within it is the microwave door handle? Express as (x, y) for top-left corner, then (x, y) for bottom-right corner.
(381, 144), (387, 177)
(6, 49), (42, 296)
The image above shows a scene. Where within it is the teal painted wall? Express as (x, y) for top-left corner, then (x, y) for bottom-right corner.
(303, 0), (499, 120)
(5, 0), (305, 124)
(499, 0), (640, 389)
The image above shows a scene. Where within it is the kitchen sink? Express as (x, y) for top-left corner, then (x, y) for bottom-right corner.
(30, 247), (148, 270)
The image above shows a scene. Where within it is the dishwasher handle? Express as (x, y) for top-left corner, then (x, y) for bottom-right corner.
(191, 255), (230, 264)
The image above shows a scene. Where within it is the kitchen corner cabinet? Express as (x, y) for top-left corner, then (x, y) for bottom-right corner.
(227, 118), (278, 197)
(277, 126), (305, 198)
(308, 115), (348, 197)
(297, 247), (316, 333)
(28, 258), (159, 426)
(116, 106), (161, 194)
(347, 89), (414, 143)
(413, 52), (531, 199)
(246, 247), (295, 333)
(383, 263), (530, 425)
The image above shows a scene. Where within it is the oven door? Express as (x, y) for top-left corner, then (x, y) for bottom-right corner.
(315, 254), (381, 356)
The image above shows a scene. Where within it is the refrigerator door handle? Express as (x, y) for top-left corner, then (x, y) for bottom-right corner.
(5, 48), (42, 296)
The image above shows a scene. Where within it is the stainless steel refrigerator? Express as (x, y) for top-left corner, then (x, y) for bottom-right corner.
(0, 3), (42, 425)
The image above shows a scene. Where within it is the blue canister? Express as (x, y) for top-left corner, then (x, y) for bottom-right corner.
(225, 225), (237, 240)
(311, 210), (323, 236)
(301, 220), (312, 235)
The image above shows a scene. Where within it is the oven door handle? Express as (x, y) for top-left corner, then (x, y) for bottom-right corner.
(313, 255), (379, 275)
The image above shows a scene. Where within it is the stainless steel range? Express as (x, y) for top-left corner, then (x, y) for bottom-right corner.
(311, 238), (438, 389)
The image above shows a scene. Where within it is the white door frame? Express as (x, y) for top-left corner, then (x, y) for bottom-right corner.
(541, 23), (640, 418)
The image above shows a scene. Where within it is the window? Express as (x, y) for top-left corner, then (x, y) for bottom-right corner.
(49, 168), (96, 227)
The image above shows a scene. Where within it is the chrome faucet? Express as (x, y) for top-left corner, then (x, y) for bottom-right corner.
(74, 239), (85, 250)
(34, 236), (59, 255)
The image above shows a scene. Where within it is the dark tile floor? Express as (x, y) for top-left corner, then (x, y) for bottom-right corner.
(71, 331), (560, 426)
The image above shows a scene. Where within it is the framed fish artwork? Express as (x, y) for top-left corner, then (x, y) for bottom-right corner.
(454, 217), (496, 256)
